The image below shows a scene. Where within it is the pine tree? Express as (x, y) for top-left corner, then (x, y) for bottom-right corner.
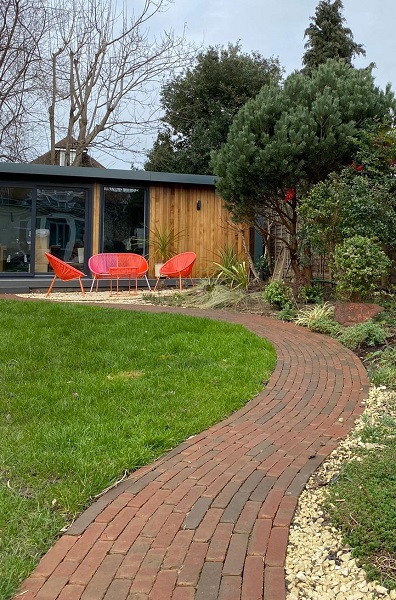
(212, 60), (395, 283)
(303, 0), (365, 73)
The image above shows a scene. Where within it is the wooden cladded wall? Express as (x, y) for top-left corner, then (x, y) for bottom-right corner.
(148, 183), (248, 278)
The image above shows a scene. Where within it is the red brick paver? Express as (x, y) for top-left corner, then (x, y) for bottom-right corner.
(11, 303), (369, 600)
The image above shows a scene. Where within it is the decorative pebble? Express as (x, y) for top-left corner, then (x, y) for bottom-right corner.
(286, 386), (396, 600)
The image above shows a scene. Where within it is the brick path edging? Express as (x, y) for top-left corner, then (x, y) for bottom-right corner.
(11, 303), (369, 600)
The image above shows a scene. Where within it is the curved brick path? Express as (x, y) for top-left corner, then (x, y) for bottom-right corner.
(13, 304), (369, 600)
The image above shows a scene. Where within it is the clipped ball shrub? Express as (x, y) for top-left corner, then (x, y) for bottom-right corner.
(263, 280), (294, 309)
(332, 236), (391, 301)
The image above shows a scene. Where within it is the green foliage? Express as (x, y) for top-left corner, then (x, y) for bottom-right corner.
(337, 320), (390, 350)
(302, 0), (365, 74)
(145, 43), (282, 174)
(263, 280), (294, 309)
(277, 305), (298, 322)
(298, 280), (324, 304)
(212, 246), (251, 290)
(212, 59), (395, 279)
(366, 347), (396, 388)
(254, 255), (270, 280)
(298, 123), (396, 261)
(214, 245), (243, 272)
(326, 441), (396, 589)
(149, 226), (182, 262)
(294, 302), (342, 335)
(333, 236), (392, 301)
(0, 300), (276, 597)
(214, 262), (250, 290)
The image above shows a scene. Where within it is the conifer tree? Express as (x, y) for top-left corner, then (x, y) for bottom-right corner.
(212, 60), (395, 283)
(303, 0), (365, 73)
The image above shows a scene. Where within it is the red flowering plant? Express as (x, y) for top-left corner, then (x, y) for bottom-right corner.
(283, 188), (296, 204)
(349, 161), (363, 172)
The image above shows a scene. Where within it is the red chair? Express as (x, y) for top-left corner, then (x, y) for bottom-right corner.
(154, 252), (196, 291)
(44, 252), (86, 297)
(110, 254), (151, 295)
(88, 253), (151, 293)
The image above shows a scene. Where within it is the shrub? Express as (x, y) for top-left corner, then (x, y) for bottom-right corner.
(214, 246), (243, 272)
(254, 255), (270, 280)
(332, 236), (392, 301)
(294, 302), (342, 335)
(277, 305), (298, 321)
(298, 280), (324, 304)
(366, 347), (396, 389)
(214, 261), (250, 290)
(337, 320), (390, 350)
(263, 280), (294, 309)
(213, 246), (250, 290)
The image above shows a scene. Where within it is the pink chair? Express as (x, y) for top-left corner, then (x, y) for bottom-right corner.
(88, 253), (151, 292)
(154, 252), (196, 291)
(44, 252), (86, 297)
(88, 253), (118, 292)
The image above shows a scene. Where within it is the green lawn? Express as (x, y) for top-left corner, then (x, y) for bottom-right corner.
(0, 299), (276, 598)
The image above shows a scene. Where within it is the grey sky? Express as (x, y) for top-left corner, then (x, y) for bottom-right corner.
(107, 0), (396, 167)
(159, 0), (395, 89)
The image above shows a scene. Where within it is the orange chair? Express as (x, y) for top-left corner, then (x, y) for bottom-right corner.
(44, 252), (86, 297)
(154, 252), (196, 291)
(110, 254), (151, 295)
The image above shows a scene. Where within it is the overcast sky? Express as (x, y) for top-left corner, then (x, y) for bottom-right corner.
(106, 0), (396, 168)
(159, 0), (395, 88)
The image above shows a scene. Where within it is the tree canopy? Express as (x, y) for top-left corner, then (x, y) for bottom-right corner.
(0, 0), (195, 165)
(303, 0), (366, 73)
(145, 43), (283, 174)
(212, 59), (395, 282)
(298, 123), (396, 262)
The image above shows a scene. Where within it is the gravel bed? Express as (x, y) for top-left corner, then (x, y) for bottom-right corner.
(286, 386), (396, 600)
(16, 289), (178, 304)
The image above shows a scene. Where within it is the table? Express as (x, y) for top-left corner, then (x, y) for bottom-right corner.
(109, 266), (140, 295)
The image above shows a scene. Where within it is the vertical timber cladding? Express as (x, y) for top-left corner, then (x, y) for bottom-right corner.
(148, 183), (247, 278)
(92, 181), (101, 255)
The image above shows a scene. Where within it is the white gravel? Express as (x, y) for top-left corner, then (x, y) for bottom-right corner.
(17, 289), (177, 304)
(286, 386), (396, 600)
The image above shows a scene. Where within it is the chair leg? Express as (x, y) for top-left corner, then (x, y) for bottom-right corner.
(145, 275), (152, 291)
(90, 277), (96, 293)
(178, 274), (182, 291)
(154, 276), (161, 291)
(79, 278), (86, 296)
(46, 275), (57, 297)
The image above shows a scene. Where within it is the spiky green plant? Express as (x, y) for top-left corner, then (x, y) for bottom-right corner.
(214, 261), (250, 290)
(149, 226), (183, 262)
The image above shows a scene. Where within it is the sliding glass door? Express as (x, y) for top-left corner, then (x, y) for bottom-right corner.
(36, 187), (87, 272)
(0, 186), (32, 273)
(0, 185), (88, 275)
(103, 187), (147, 255)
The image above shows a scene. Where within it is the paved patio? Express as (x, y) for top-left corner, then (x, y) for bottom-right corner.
(12, 304), (369, 600)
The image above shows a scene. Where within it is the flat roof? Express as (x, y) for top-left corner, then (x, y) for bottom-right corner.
(0, 163), (217, 186)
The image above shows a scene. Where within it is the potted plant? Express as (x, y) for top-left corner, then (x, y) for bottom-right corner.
(149, 226), (183, 277)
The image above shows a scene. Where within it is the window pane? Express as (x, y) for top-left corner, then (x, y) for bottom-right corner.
(103, 187), (146, 254)
(0, 187), (32, 273)
(36, 187), (87, 272)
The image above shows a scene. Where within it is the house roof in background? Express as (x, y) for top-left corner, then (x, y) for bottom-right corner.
(31, 137), (105, 169)
(0, 163), (218, 186)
